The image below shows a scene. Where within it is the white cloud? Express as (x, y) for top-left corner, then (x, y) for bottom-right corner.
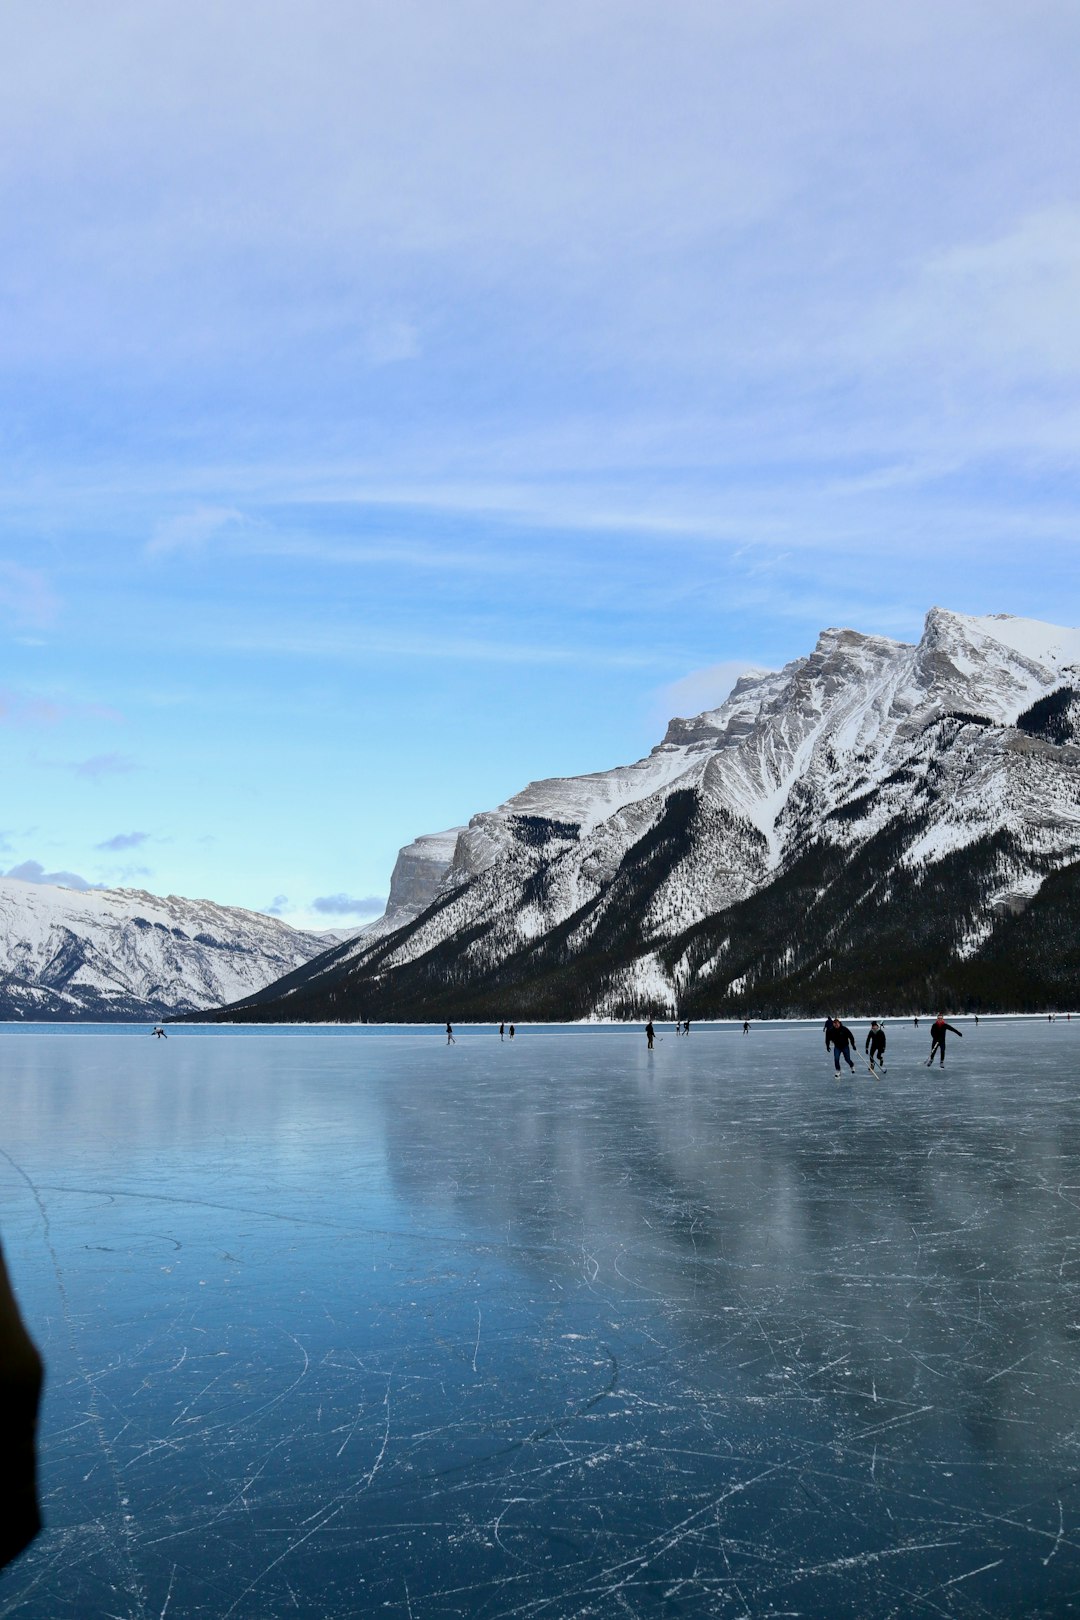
(653, 660), (769, 724)
(859, 205), (1080, 385)
(0, 563), (59, 630)
(95, 830), (149, 851)
(73, 753), (137, 779)
(5, 859), (98, 891)
(147, 506), (246, 558)
(311, 892), (385, 916)
(364, 318), (421, 367)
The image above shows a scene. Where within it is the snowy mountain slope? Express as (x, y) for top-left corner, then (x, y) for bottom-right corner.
(215, 609), (1080, 1021)
(0, 879), (341, 1021)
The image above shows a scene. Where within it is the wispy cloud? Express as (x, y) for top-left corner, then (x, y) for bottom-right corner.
(4, 859), (99, 891)
(0, 564), (59, 630)
(95, 830), (149, 851)
(147, 506), (247, 558)
(73, 753), (137, 779)
(363, 317), (421, 367)
(654, 660), (772, 725)
(311, 892), (385, 916)
(0, 687), (124, 727)
(264, 893), (289, 916)
(218, 624), (665, 669)
(108, 864), (152, 884)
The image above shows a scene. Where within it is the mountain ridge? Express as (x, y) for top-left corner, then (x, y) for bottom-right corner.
(203, 607), (1080, 1021)
(0, 878), (343, 1021)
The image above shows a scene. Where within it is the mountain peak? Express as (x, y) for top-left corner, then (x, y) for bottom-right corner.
(922, 606), (1080, 671)
(211, 606), (1080, 1024)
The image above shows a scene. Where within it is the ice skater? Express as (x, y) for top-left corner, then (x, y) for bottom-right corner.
(683, 1020), (691, 1036)
(446, 1022), (455, 1045)
(499, 1022), (505, 1041)
(742, 1019), (750, 1035)
(508, 1024), (515, 1040)
(825, 1016), (857, 1074)
(151, 1025), (167, 1038)
(646, 1019), (655, 1049)
(928, 1014), (962, 1067)
(865, 1020), (886, 1072)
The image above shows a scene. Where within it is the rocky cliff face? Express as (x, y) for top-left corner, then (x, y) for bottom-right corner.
(0, 880), (341, 1021)
(214, 609), (1080, 1021)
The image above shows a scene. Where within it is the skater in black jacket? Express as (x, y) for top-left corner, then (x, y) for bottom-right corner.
(929, 1015), (962, 1067)
(865, 1021), (887, 1070)
(825, 1017), (857, 1073)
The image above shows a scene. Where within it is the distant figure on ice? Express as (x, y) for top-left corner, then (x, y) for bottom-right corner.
(825, 1016), (856, 1074)
(683, 1020), (691, 1036)
(151, 1025), (167, 1038)
(913, 1016), (920, 1029)
(742, 1019), (750, 1035)
(646, 1019), (655, 1049)
(974, 1014), (980, 1026)
(928, 1014), (962, 1068)
(508, 1024), (515, 1040)
(865, 1021), (886, 1070)
(499, 1022), (505, 1041)
(446, 1023), (455, 1045)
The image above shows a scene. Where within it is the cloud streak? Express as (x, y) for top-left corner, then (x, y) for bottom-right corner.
(0, 564), (59, 630)
(5, 859), (98, 891)
(95, 830), (149, 851)
(311, 893), (385, 916)
(73, 753), (137, 779)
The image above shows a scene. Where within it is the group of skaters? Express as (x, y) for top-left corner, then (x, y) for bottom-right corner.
(446, 1022), (516, 1043)
(825, 1014), (963, 1073)
(443, 1013), (998, 1062)
(645, 1019), (693, 1047)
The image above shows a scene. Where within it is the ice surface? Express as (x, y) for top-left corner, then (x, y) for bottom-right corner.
(2, 1020), (1080, 1617)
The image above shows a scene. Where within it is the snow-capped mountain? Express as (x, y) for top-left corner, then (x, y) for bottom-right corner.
(215, 609), (1080, 1021)
(0, 879), (343, 1021)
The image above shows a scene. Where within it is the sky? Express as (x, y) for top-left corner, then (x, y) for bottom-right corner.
(3, 0), (1080, 930)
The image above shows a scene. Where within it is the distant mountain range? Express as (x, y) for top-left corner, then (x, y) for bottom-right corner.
(0, 881), (342, 1021)
(206, 608), (1080, 1022)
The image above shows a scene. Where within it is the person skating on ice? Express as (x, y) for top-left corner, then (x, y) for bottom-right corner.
(825, 1016), (857, 1074)
(645, 1018), (655, 1049)
(865, 1020), (886, 1070)
(929, 1013), (962, 1067)
(446, 1022), (455, 1045)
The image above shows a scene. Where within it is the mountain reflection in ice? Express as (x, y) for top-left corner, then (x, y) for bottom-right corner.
(1, 1020), (1078, 1617)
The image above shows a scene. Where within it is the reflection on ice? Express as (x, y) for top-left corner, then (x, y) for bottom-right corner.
(1, 1020), (1079, 1616)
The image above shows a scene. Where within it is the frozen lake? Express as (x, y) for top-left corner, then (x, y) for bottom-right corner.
(1, 1019), (1079, 1617)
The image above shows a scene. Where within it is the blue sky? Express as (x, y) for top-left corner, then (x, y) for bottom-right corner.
(3, 1), (1080, 928)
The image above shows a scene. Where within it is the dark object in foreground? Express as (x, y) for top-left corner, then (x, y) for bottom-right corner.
(0, 1242), (43, 1568)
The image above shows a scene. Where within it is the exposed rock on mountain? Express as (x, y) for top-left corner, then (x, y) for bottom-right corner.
(212, 609), (1080, 1021)
(0, 880), (342, 1021)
